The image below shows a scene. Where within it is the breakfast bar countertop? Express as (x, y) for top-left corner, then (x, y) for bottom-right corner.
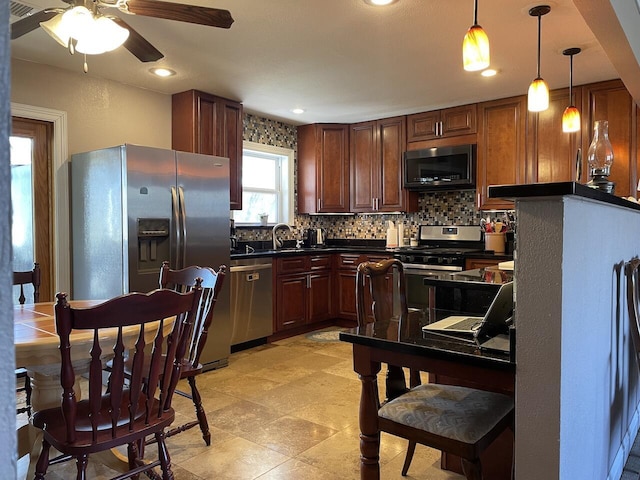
(340, 315), (515, 372)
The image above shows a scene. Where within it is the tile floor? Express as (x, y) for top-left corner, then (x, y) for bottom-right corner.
(18, 327), (463, 479)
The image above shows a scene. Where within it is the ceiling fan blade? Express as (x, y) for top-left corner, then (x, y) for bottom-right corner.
(121, 0), (233, 29)
(11, 9), (58, 40)
(111, 17), (164, 62)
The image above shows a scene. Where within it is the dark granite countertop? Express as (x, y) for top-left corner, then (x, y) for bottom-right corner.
(231, 241), (513, 261)
(230, 244), (395, 260)
(340, 318), (515, 370)
(489, 181), (640, 212)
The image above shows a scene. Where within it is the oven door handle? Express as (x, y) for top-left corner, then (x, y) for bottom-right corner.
(401, 264), (463, 273)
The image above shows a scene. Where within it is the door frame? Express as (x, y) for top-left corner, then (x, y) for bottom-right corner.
(11, 103), (69, 294)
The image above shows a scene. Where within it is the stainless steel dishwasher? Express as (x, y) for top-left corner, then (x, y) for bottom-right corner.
(229, 258), (273, 349)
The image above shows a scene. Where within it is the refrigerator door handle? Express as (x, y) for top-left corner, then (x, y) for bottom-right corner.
(178, 186), (187, 269)
(171, 186), (181, 269)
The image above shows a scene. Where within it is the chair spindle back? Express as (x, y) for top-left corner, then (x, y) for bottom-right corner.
(54, 282), (203, 444)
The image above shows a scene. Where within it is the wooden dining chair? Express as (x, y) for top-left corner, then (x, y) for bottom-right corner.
(355, 258), (514, 479)
(157, 260), (226, 446)
(14, 262), (41, 417)
(32, 283), (203, 480)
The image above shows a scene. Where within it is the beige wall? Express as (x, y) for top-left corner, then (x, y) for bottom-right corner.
(11, 58), (173, 293)
(11, 58), (171, 154)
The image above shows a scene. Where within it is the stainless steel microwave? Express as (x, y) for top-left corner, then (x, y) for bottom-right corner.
(403, 144), (476, 190)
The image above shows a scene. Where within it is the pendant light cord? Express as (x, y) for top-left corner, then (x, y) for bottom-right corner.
(536, 14), (542, 78)
(473, 0), (478, 25)
(568, 54), (573, 101)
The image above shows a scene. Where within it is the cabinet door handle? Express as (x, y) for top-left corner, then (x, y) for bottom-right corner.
(306, 274), (311, 288)
(317, 198), (321, 211)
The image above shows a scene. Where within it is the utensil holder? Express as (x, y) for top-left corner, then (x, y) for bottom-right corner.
(484, 232), (506, 253)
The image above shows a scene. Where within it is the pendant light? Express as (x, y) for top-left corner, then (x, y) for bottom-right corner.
(562, 47), (581, 133)
(463, 0), (490, 71)
(527, 5), (551, 112)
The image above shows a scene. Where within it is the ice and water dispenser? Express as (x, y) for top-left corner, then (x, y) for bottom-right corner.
(137, 218), (170, 272)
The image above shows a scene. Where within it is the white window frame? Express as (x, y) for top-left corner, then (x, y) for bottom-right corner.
(235, 141), (294, 226)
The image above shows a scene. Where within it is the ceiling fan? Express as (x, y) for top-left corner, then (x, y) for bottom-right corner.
(11, 0), (234, 63)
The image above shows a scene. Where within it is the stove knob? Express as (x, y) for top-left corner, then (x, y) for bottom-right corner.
(445, 257), (454, 264)
(437, 257), (444, 264)
(407, 255), (415, 263)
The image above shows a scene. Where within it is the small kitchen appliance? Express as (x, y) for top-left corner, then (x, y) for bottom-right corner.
(304, 228), (326, 247)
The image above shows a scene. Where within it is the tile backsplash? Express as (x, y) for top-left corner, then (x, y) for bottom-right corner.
(239, 114), (505, 243)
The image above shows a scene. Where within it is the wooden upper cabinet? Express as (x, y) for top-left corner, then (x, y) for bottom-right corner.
(350, 116), (417, 213)
(527, 87), (583, 184)
(298, 124), (350, 213)
(407, 104), (477, 143)
(171, 90), (244, 210)
(477, 95), (527, 210)
(582, 79), (635, 198)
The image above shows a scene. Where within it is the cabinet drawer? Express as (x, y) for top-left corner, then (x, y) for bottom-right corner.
(336, 254), (365, 269)
(309, 254), (332, 270)
(336, 253), (391, 270)
(276, 256), (308, 274)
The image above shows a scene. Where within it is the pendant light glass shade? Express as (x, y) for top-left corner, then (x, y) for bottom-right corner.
(528, 77), (549, 112)
(463, 25), (490, 71)
(562, 106), (581, 132)
(561, 47), (581, 133)
(463, 0), (489, 71)
(527, 5), (551, 112)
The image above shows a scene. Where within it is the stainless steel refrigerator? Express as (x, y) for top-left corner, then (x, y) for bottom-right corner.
(71, 144), (231, 370)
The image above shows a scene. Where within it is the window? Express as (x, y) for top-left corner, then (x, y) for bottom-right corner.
(233, 141), (294, 225)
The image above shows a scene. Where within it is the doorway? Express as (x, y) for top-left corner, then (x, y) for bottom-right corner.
(11, 117), (53, 302)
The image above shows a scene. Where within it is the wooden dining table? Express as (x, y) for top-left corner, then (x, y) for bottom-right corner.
(15, 299), (175, 474)
(340, 315), (516, 480)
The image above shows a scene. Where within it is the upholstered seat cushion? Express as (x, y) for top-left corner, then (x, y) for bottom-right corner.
(378, 383), (514, 444)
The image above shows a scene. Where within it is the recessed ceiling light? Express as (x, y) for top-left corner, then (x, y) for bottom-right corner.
(481, 68), (498, 77)
(149, 67), (176, 78)
(364, 0), (398, 6)
(291, 108), (305, 114)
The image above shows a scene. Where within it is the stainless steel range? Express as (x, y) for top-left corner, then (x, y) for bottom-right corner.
(394, 225), (484, 272)
(393, 225), (487, 322)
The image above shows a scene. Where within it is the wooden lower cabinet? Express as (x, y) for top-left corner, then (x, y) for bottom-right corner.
(274, 255), (332, 332)
(335, 253), (392, 322)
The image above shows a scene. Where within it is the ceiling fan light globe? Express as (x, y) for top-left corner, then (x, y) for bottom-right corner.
(40, 13), (69, 47)
(463, 25), (490, 71)
(528, 77), (549, 112)
(562, 106), (581, 133)
(41, 6), (93, 49)
(76, 16), (129, 54)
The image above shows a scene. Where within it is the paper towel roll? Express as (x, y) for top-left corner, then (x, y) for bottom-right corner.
(386, 227), (398, 248)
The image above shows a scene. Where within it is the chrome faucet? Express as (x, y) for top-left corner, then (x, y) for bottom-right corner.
(272, 223), (292, 249)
